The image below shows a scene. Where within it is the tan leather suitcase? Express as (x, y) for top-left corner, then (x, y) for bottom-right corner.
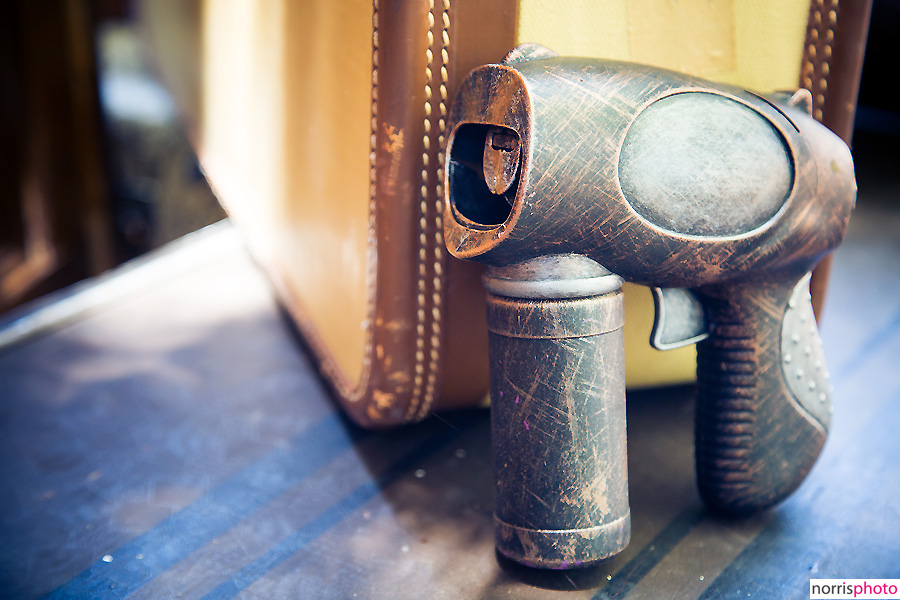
(140, 0), (869, 427)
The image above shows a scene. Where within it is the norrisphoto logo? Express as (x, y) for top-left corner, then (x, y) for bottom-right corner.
(811, 579), (900, 599)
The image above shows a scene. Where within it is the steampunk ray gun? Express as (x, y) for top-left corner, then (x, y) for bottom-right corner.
(443, 44), (855, 569)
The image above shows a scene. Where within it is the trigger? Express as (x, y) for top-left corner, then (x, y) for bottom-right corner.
(650, 287), (709, 350)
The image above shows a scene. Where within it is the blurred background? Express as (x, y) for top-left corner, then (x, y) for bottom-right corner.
(0, 0), (226, 316)
(0, 0), (896, 317)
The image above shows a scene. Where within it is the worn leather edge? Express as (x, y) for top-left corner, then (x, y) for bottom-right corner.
(232, 0), (434, 429)
(133, 1), (439, 428)
(326, 0), (452, 427)
(342, 0), (436, 427)
(802, 0), (872, 320)
(351, 0), (521, 423)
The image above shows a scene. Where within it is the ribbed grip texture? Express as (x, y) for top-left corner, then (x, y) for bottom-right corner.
(696, 309), (761, 508)
(695, 277), (828, 515)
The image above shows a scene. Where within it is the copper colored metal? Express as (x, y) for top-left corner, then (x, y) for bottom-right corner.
(444, 44), (856, 568)
(482, 127), (520, 195)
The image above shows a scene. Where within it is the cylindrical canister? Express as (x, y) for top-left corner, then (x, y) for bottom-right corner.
(484, 259), (630, 568)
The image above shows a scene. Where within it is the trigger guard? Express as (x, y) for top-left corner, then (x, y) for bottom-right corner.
(650, 287), (709, 351)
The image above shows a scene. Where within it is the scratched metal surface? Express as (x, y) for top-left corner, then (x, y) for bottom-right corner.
(1, 195), (899, 599)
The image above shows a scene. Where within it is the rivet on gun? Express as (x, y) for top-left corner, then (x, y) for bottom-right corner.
(796, 369), (805, 379)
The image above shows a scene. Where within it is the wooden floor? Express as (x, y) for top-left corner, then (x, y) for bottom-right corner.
(1, 191), (899, 598)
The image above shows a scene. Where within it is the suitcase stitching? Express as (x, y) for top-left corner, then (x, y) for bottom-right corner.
(407, 0), (451, 422)
(801, 0), (839, 122)
(421, 0), (452, 421)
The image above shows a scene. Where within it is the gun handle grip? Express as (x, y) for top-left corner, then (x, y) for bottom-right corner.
(487, 287), (630, 568)
(695, 273), (831, 515)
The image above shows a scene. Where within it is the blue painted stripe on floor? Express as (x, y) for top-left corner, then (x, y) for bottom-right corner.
(584, 298), (900, 599)
(40, 280), (899, 600)
(42, 413), (367, 600)
(591, 507), (705, 600)
(832, 302), (900, 385)
(201, 415), (480, 600)
(698, 388), (900, 599)
(692, 308), (900, 598)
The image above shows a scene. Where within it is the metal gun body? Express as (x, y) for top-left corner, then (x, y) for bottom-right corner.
(446, 54), (854, 286)
(444, 45), (855, 569)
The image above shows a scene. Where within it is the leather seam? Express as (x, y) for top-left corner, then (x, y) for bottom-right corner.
(802, 0), (839, 122)
(417, 0), (450, 421)
(338, 0), (379, 406)
(406, 0), (450, 422)
(406, 1), (434, 420)
(356, 0), (379, 405)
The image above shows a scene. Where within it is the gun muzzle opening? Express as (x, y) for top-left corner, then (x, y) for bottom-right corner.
(448, 123), (521, 228)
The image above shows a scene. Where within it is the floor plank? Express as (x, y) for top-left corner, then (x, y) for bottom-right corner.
(1, 190), (898, 599)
